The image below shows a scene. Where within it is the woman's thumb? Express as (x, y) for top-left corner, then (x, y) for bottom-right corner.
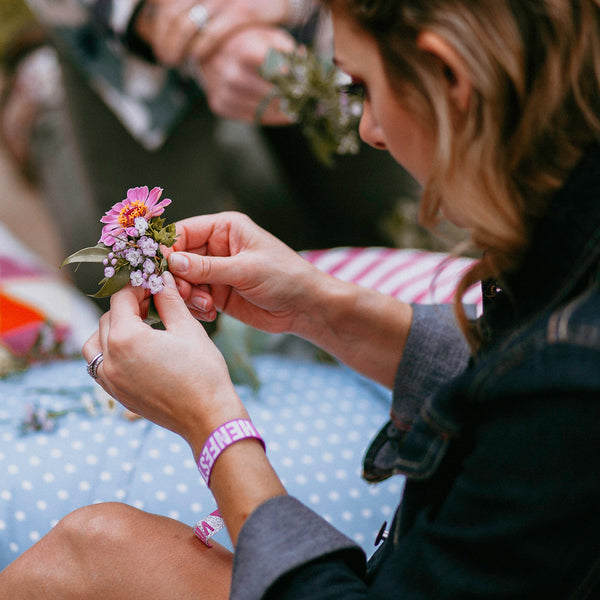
(152, 271), (198, 330)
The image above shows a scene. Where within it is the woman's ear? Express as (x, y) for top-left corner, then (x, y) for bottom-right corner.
(417, 31), (472, 111)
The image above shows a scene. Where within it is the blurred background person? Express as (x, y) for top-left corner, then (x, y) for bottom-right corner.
(2, 0), (419, 300)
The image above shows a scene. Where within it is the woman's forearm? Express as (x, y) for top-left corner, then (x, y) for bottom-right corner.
(294, 273), (413, 389)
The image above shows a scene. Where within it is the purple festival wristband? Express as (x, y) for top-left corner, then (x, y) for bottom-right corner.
(197, 419), (265, 486)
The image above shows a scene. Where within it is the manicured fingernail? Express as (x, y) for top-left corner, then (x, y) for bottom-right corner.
(162, 270), (177, 289)
(169, 253), (189, 273)
(192, 296), (208, 312)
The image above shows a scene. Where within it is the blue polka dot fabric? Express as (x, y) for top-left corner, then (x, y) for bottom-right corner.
(0, 355), (404, 567)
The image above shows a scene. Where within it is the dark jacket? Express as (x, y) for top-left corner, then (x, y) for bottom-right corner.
(231, 145), (600, 599)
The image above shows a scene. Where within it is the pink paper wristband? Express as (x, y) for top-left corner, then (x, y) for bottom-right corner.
(197, 418), (265, 486)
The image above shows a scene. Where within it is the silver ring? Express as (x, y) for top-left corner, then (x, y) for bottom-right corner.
(87, 352), (104, 380)
(187, 4), (209, 32)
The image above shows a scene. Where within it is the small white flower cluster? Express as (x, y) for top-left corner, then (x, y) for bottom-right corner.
(102, 216), (165, 294)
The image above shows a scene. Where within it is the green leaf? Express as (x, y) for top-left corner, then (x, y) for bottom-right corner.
(61, 245), (110, 268)
(91, 268), (131, 298)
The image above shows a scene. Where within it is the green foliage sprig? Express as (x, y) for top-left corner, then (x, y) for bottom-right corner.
(258, 47), (364, 167)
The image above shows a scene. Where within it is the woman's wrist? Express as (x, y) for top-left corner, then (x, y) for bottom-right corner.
(294, 274), (413, 387)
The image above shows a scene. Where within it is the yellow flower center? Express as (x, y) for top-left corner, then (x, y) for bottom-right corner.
(118, 201), (148, 228)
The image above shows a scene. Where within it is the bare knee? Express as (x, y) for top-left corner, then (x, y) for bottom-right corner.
(54, 502), (142, 552)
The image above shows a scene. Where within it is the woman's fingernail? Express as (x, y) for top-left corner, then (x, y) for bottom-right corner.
(162, 270), (177, 289)
(169, 253), (189, 273)
(191, 296), (208, 312)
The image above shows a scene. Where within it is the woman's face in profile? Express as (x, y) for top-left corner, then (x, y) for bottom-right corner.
(331, 10), (436, 185)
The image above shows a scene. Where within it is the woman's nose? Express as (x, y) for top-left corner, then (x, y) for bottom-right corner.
(358, 103), (387, 150)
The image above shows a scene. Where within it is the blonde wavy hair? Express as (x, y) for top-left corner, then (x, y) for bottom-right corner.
(322, 0), (600, 348)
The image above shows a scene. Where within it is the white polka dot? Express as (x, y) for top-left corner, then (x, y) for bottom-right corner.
(349, 488), (361, 499)
(121, 462), (133, 472)
(79, 422), (91, 431)
(107, 447), (119, 457)
(176, 483), (188, 494)
(315, 472), (327, 483)
(301, 455), (314, 465)
(86, 455), (98, 465)
(71, 441), (84, 451)
(0, 520), (5, 530)
(328, 491), (340, 501)
(335, 469), (347, 480)
(57, 490), (69, 500)
(169, 443), (182, 454)
(1, 491), (12, 501)
(155, 490), (167, 501)
(190, 502), (203, 513)
(381, 505), (393, 517)
(309, 494), (320, 505)
(9, 543), (19, 553)
(29, 531), (41, 542)
(50, 449), (63, 459)
(295, 474), (308, 485)
(133, 500), (145, 509)
(163, 465), (175, 476)
(149, 449), (161, 459)
(281, 457), (294, 467)
(287, 439), (300, 450)
(15, 511), (26, 521)
(141, 472), (154, 483)
(100, 471), (111, 482)
(348, 431), (361, 442)
(43, 473), (55, 483)
(8, 465), (19, 475)
(129, 439), (141, 449)
(64, 464), (76, 474)
(115, 489), (126, 500)
(114, 426), (127, 436)
(168, 510), (180, 520)
(322, 453), (334, 463)
(37, 500), (47, 511)
(28, 456), (41, 466)
(93, 433), (105, 443)
(342, 511), (353, 521)
(15, 442), (26, 453)
(21, 480), (33, 491)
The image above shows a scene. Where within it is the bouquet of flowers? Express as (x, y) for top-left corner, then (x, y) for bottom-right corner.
(62, 186), (177, 300)
(258, 47), (364, 167)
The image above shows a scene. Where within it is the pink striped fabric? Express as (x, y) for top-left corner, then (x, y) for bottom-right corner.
(302, 247), (483, 313)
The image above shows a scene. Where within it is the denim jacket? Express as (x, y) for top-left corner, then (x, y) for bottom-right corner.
(231, 145), (600, 599)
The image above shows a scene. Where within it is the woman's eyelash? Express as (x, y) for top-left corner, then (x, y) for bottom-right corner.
(339, 82), (365, 98)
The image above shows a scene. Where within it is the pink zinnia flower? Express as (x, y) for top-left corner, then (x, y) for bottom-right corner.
(100, 186), (171, 246)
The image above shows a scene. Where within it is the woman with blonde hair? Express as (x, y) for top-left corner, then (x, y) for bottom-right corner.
(2, 0), (600, 597)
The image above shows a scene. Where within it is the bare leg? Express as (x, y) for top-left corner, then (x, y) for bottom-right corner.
(0, 503), (233, 599)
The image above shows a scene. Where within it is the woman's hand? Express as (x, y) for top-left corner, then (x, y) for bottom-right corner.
(82, 273), (248, 453)
(164, 211), (323, 334)
(165, 212), (413, 389)
(193, 26), (296, 124)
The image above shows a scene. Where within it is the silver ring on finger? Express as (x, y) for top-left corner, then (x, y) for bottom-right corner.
(187, 4), (209, 32)
(87, 352), (104, 380)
